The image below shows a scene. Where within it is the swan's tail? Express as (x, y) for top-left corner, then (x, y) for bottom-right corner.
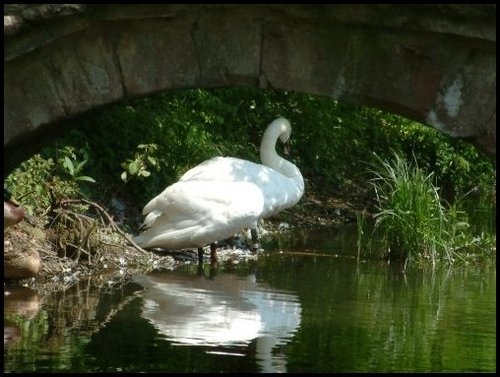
(134, 208), (163, 247)
(139, 209), (162, 229)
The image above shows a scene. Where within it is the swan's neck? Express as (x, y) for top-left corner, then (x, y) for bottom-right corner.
(260, 121), (304, 190)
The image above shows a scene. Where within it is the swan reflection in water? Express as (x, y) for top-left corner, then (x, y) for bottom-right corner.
(133, 269), (302, 373)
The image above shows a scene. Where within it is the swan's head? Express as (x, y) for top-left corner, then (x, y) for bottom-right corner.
(260, 117), (303, 189)
(261, 117), (293, 159)
(271, 117), (292, 144)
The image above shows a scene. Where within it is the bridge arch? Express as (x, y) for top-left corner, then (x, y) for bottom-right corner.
(4, 4), (496, 174)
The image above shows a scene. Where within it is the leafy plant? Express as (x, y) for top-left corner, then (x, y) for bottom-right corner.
(5, 154), (57, 217)
(4, 145), (96, 218)
(120, 144), (160, 183)
(56, 146), (95, 183)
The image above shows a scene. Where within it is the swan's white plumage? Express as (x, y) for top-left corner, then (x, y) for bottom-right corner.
(133, 117), (304, 250)
(178, 156), (302, 217)
(134, 181), (264, 249)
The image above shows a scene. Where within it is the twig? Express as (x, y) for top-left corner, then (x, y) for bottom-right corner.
(67, 243), (91, 259)
(60, 198), (149, 255)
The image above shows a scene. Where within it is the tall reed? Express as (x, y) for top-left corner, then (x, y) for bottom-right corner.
(365, 152), (471, 267)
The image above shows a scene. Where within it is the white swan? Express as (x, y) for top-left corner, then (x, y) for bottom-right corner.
(133, 117), (304, 263)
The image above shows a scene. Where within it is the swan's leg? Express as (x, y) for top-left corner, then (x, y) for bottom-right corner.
(251, 228), (259, 254)
(197, 247), (204, 265)
(210, 243), (218, 265)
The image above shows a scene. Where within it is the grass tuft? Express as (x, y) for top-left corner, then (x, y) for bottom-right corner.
(361, 152), (495, 267)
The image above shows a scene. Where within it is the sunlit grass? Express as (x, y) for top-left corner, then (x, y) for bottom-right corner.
(360, 152), (495, 267)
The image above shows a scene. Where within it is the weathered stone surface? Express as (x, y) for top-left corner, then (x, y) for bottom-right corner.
(4, 4), (496, 174)
(115, 16), (201, 96)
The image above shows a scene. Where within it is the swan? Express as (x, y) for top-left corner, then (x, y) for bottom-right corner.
(133, 117), (304, 264)
(4, 188), (25, 227)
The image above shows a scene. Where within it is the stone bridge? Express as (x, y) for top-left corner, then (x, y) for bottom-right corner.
(4, 4), (496, 175)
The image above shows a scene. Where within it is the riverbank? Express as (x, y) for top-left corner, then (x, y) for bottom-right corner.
(4, 181), (374, 290)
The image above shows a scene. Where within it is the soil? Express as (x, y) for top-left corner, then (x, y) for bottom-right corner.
(4, 182), (375, 291)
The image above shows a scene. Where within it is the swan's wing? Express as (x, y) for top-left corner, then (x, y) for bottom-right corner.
(178, 158), (304, 218)
(142, 190), (165, 216)
(179, 157), (263, 183)
(134, 181), (264, 249)
(142, 209), (163, 228)
(178, 156), (227, 181)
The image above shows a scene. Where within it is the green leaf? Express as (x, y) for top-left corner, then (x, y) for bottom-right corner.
(64, 157), (75, 176)
(128, 161), (138, 174)
(75, 159), (88, 174)
(121, 171), (128, 182)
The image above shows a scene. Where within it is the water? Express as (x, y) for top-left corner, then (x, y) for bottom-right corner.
(4, 225), (496, 373)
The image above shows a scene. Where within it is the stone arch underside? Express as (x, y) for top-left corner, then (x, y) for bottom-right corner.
(4, 4), (496, 175)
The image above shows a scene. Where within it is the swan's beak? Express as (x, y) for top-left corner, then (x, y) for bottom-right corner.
(283, 140), (291, 157)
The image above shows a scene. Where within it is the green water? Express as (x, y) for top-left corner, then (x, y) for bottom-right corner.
(4, 226), (496, 372)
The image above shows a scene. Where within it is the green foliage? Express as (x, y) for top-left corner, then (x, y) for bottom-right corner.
(360, 108), (495, 201)
(56, 145), (96, 183)
(5, 154), (56, 216)
(361, 152), (495, 266)
(120, 144), (160, 183)
(5, 87), (495, 229)
(5, 145), (95, 217)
